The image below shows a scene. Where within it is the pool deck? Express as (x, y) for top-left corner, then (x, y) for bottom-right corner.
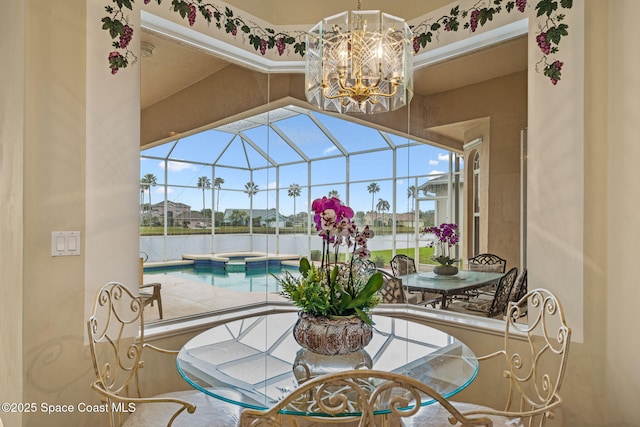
(142, 271), (288, 323)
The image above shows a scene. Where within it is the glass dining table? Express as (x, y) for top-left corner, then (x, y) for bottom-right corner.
(176, 306), (478, 418)
(402, 270), (504, 308)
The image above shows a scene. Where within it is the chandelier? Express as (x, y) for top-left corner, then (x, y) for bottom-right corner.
(305, 1), (413, 114)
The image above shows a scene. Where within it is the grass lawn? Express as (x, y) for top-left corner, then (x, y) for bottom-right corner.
(370, 246), (436, 266)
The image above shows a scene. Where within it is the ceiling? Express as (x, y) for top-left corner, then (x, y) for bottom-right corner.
(140, 30), (527, 110)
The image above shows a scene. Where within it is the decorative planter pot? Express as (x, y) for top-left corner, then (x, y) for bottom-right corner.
(293, 312), (373, 355)
(433, 265), (459, 276)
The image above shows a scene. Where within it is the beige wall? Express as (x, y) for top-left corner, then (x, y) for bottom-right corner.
(5, 1), (640, 426)
(605, 0), (640, 421)
(1, 1), (25, 426)
(427, 71), (527, 269)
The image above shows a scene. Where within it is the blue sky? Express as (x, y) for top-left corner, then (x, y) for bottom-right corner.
(141, 109), (460, 216)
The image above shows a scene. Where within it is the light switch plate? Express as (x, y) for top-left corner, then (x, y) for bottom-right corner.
(51, 231), (81, 256)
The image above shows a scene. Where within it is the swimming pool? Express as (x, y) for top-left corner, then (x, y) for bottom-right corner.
(144, 264), (299, 294)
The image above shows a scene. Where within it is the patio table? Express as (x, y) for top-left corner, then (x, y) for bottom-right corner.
(402, 270), (504, 308)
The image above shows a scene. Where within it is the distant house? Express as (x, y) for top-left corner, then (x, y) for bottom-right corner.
(363, 211), (417, 228)
(222, 208), (288, 227)
(144, 201), (193, 226)
(175, 210), (210, 228)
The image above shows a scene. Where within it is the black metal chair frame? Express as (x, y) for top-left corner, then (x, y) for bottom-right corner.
(390, 254), (417, 276)
(467, 253), (507, 273)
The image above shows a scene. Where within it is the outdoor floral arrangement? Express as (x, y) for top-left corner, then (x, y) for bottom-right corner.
(277, 196), (383, 325)
(422, 223), (460, 266)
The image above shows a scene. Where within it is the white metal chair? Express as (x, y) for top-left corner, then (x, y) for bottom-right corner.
(239, 369), (519, 427)
(423, 289), (570, 427)
(87, 282), (241, 426)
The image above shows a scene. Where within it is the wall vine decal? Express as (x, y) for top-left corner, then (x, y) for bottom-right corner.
(103, 0), (572, 84)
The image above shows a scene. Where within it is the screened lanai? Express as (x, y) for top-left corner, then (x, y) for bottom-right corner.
(140, 104), (464, 264)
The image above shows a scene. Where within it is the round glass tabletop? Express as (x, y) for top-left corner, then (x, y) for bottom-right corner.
(176, 309), (477, 415)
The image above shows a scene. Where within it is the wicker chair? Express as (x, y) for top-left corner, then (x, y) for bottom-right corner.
(87, 282), (240, 426)
(447, 267), (518, 318)
(462, 289), (570, 426)
(239, 369), (521, 427)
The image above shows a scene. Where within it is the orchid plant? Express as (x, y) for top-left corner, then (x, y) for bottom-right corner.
(422, 223), (460, 266)
(277, 196), (382, 325)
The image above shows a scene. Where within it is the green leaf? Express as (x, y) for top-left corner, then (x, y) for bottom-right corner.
(299, 257), (310, 277)
(355, 308), (374, 325)
(560, 0), (573, 9)
(547, 24), (568, 45)
(225, 7), (233, 17)
(102, 17), (125, 39)
(241, 25), (251, 33)
(346, 272), (383, 309)
(330, 265), (339, 284)
(536, 0), (558, 17)
(294, 42), (306, 56)
(114, 0), (133, 10)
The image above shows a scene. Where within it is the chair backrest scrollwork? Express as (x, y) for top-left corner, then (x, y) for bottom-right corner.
(239, 369), (494, 427)
(468, 253), (507, 273)
(390, 254), (416, 276)
(488, 267), (518, 317)
(500, 288), (571, 426)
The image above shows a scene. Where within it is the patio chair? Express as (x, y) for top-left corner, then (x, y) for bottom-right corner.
(139, 256), (163, 319)
(87, 282), (241, 426)
(455, 289), (571, 427)
(390, 255), (439, 307)
(350, 257), (377, 280)
(447, 267), (518, 318)
(377, 269), (418, 304)
(511, 268), (528, 302)
(467, 253), (507, 273)
(390, 254), (417, 276)
(239, 369), (520, 427)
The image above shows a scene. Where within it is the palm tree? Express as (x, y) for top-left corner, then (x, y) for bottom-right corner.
(140, 173), (157, 214)
(377, 198), (390, 228)
(213, 177), (224, 225)
(328, 189), (340, 199)
(288, 183), (301, 226)
(407, 185), (418, 212)
(367, 182), (380, 224)
(244, 181), (259, 198)
(197, 176), (211, 216)
(244, 181), (259, 232)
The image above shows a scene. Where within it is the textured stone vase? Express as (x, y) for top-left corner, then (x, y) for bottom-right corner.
(433, 265), (459, 276)
(293, 312), (373, 355)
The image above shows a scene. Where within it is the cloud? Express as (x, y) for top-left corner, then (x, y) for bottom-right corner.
(267, 181), (278, 190)
(159, 161), (196, 172)
(429, 159), (439, 165)
(154, 187), (173, 194)
(429, 169), (445, 175)
(437, 153), (450, 161)
(323, 146), (339, 155)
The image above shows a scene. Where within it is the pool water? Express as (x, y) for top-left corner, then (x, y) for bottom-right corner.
(144, 265), (299, 293)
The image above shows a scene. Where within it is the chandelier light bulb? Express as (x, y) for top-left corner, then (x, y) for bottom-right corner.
(305, 6), (413, 114)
